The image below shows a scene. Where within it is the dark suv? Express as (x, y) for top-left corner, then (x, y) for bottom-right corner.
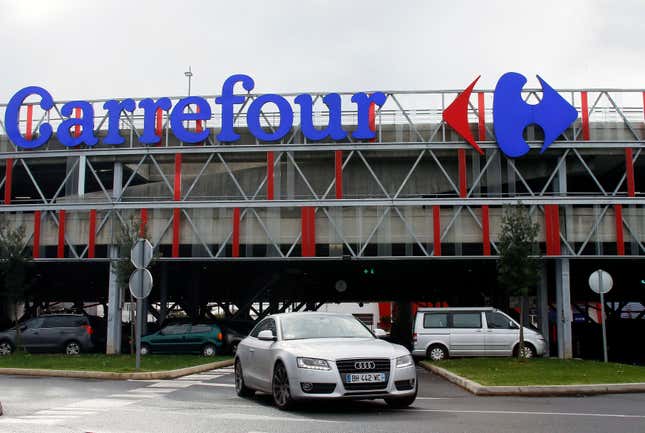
(0, 314), (95, 355)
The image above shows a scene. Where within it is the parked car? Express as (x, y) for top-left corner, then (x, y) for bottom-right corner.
(141, 323), (224, 356)
(412, 307), (546, 361)
(235, 312), (417, 410)
(0, 314), (95, 355)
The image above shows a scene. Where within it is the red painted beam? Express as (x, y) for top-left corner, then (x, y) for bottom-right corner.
(615, 204), (625, 256)
(458, 149), (467, 198)
(33, 210), (41, 259)
(481, 205), (491, 256)
(625, 148), (635, 197)
(4, 159), (13, 205)
(581, 92), (590, 141)
(140, 208), (148, 237)
(172, 153), (182, 257)
(74, 107), (82, 138)
(267, 151), (274, 200)
(433, 205), (441, 256)
(57, 210), (66, 258)
(368, 102), (376, 143)
(552, 205), (561, 255)
(155, 108), (163, 146)
(301, 207), (309, 256)
(545, 205), (561, 256)
(335, 150), (343, 199)
(174, 154), (182, 201)
(196, 104), (204, 145)
(232, 207), (240, 257)
(477, 92), (486, 142)
(308, 207), (316, 256)
(88, 209), (96, 258)
(545, 205), (553, 255)
(25, 104), (33, 140)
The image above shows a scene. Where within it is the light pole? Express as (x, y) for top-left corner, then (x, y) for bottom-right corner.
(184, 66), (193, 96)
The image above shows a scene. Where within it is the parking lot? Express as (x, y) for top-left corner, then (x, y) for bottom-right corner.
(1, 366), (644, 433)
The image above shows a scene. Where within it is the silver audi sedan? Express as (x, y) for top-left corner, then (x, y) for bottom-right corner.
(234, 312), (417, 410)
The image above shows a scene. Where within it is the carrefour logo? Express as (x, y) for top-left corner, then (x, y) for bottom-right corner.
(443, 72), (578, 158)
(3, 73), (577, 158)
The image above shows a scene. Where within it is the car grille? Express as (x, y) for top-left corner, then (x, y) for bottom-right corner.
(336, 358), (391, 391)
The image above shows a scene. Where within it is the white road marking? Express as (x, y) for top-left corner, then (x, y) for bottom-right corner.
(213, 413), (339, 423)
(109, 393), (160, 399)
(36, 410), (98, 415)
(412, 408), (645, 419)
(147, 381), (200, 388)
(194, 382), (235, 388)
(128, 387), (177, 393)
(66, 398), (135, 409)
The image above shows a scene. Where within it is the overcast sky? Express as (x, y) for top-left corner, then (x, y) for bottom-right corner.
(1, 0), (643, 101)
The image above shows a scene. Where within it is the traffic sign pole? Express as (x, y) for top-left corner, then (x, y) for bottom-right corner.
(129, 238), (154, 370)
(136, 297), (143, 370)
(599, 277), (608, 363)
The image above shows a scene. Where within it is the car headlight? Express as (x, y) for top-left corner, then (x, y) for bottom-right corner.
(297, 357), (331, 370)
(396, 354), (414, 368)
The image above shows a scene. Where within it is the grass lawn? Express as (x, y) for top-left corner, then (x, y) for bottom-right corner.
(0, 353), (231, 373)
(426, 358), (645, 386)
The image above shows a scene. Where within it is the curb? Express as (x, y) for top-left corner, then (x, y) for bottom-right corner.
(420, 361), (645, 396)
(0, 358), (234, 381)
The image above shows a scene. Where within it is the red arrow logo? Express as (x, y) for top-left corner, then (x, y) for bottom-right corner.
(442, 76), (484, 155)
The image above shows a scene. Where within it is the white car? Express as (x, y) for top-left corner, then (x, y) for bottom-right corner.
(234, 312), (417, 410)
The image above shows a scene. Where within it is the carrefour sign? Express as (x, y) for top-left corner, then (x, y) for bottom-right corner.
(4, 73), (577, 158)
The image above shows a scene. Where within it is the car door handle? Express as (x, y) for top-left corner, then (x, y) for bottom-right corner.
(486, 330), (493, 333)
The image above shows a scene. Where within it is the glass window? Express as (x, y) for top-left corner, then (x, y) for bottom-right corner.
(280, 314), (374, 341)
(24, 318), (44, 329)
(190, 325), (213, 334)
(249, 319), (269, 338)
(43, 316), (82, 328)
(451, 312), (482, 329)
(423, 313), (448, 328)
(485, 312), (517, 329)
(161, 324), (190, 335)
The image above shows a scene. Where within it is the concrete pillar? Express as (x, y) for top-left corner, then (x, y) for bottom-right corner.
(537, 262), (550, 356)
(106, 255), (122, 354)
(555, 258), (573, 359)
(106, 162), (123, 354)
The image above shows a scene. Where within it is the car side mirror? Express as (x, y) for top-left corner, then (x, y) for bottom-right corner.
(374, 328), (387, 338)
(258, 330), (276, 341)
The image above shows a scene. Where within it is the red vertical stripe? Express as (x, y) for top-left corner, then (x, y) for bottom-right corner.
(544, 205), (551, 255)
(547, 205), (561, 256)
(477, 92), (486, 142)
(368, 102), (376, 143)
(74, 107), (82, 138)
(57, 210), (66, 258)
(458, 148), (467, 198)
(33, 210), (41, 259)
(625, 148), (635, 197)
(4, 159), (13, 205)
(308, 207), (316, 256)
(25, 105), (33, 140)
(614, 204), (625, 256)
(433, 205), (441, 256)
(481, 205), (491, 256)
(581, 91), (590, 141)
(155, 108), (163, 146)
(232, 208), (240, 257)
(335, 150), (343, 199)
(140, 208), (148, 237)
(301, 208), (309, 256)
(88, 209), (96, 259)
(267, 151), (274, 200)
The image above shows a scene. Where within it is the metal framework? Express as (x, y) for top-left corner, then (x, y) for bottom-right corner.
(0, 87), (643, 261)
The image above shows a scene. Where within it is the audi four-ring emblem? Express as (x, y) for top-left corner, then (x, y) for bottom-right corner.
(354, 361), (376, 370)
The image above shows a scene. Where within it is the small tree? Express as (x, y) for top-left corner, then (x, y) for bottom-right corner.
(0, 218), (29, 352)
(497, 204), (540, 359)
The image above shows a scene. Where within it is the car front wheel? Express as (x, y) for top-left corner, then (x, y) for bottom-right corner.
(65, 341), (81, 356)
(272, 361), (294, 410)
(202, 344), (217, 357)
(140, 344), (150, 356)
(0, 341), (13, 356)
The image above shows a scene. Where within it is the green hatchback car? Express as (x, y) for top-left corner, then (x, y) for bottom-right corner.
(141, 323), (224, 356)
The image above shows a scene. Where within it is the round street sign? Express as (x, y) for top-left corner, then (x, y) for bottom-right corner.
(129, 268), (153, 299)
(588, 269), (613, 294)
(130, 238), (153, 269)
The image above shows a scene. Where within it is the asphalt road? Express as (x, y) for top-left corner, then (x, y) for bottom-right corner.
(1, 365), (644, 433)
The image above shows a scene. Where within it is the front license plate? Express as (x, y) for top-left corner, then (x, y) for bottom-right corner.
(345, 373), (386, 383)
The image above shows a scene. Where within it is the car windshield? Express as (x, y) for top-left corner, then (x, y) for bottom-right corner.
(280, 315), (374, 341)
